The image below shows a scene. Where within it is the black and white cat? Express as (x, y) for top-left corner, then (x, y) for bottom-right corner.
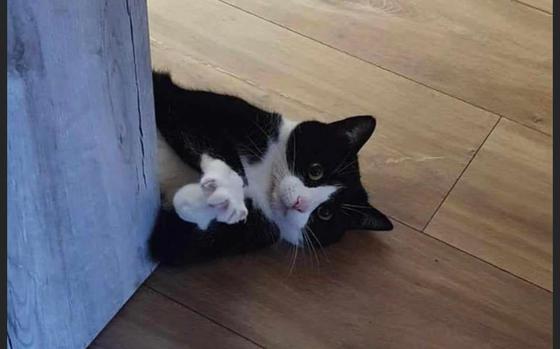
(149, 71), (393, 265)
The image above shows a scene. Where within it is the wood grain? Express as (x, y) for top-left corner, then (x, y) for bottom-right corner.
(223, 0), (552, 134)
(90, 287), (259, 349)
(7, 1), (158, 348)
(147, 222), (552, 348)
(151, 43), (329, 122)
(516, 0), (553, 13)
(148, 0), (498, 229)
(425, 119), (552, 290)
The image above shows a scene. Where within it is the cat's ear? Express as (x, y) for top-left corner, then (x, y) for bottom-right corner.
(330, 115), (377, 152)
(347, 204), (393, 231)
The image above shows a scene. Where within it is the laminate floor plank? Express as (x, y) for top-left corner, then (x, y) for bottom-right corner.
(147, 223), (552, 349)
(516, 0), (553, 13)
(90, 287), (260, 349)
(425, 119), (553, 290)
(223, 0), (552, 133)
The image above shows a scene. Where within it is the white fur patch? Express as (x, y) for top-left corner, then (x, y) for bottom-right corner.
(241, 119), (298, 218)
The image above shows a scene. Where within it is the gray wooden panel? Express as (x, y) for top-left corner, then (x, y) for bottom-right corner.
(7, 1), (158, 348)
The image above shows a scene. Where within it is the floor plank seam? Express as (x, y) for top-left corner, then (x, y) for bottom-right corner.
(421, 117), (501, 232)
(388, 214), (551, 293)
(145, 285), (267, 348)
(150, 39), (328, 117)
(152, 24), (551, 140)
(510, 0), (552, 15)
(216, 0), (551, 137)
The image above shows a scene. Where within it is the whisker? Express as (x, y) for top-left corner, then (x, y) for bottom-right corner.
(334, 168), (359, 177)
(306, 226), (330, 263)
(301, 231), (311, 268)
(343, 203), (371, 209)
(291, 132), (297, 173)
(289, 242), (299, 275)
(239, 145), (263, 162)
(341, 206), (370, 217)
(251, 115), (273, 139)
(246, 137), (264, 159)
(332, 158), (358, 176)
(304, 228), (320, 268)
(331, 151), (354, 175)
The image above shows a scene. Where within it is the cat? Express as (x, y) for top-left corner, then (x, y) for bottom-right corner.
(149, 71), (393, 265)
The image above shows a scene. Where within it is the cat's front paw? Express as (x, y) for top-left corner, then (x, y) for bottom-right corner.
(201, 181), (248, 224)
(199, 155), (247, 225)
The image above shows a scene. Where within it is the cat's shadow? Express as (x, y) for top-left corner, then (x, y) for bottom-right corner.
(148, 231), (396, 333)
(154, 230), (392, 294)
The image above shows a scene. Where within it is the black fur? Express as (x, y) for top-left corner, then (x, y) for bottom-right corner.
(153, 71), (282, 177)
(150, 71), (392, 265)
(150, 201), (278, 266)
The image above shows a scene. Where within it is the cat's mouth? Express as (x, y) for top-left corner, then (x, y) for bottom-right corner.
(272, 175), (333, 220)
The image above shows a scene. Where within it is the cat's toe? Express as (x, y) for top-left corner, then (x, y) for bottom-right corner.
(206, 189), (229, 207)
(208, 198), (229, 210)
(215, 200), (248, 225)
(200, 177), (218, 194)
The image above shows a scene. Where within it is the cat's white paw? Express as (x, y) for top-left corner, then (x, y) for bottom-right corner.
(173, 183), (217, 230)
(200, 161), (247, 225)
(172, 155), (247, 228)
(205, 188), (248, 224)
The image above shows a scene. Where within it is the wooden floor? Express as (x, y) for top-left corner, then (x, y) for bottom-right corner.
(91, 0), (552, 348)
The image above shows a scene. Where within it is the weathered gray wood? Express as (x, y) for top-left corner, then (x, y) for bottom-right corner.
(7, 1), (158, 348)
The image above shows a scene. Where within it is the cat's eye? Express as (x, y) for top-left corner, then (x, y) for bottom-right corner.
(308, 163), (324, 181)
(317, 205), (333, 221)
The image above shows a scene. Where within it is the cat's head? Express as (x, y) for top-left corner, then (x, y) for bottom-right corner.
(270, 115), (393, 246)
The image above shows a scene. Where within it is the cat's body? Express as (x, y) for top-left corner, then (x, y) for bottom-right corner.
(150, 72), (392, 265)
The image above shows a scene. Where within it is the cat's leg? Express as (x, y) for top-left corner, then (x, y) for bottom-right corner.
(172, 154), (247, 228)
(199, 154), (248, 224)
(149, 205), (279, 266)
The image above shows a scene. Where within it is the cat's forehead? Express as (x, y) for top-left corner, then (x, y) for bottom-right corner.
(286, 121), (355, 166)
(289, 120), (346, 143)
(330, 182), (369, 203)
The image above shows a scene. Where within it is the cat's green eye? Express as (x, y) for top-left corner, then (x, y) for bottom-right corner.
(308, 163), (324, 181)
(317, 205), (333, 221)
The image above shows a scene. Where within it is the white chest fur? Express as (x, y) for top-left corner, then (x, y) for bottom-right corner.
(241, 119), (298, 219)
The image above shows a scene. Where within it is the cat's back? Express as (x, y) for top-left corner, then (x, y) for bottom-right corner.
(153, 71), (285, 165)
(152, 71), (269, 128)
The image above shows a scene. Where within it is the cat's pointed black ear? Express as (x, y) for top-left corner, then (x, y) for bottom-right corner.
(331, 115), (377, 152)
(347, 204), (393, 231)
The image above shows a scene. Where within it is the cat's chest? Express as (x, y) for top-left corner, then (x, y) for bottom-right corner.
(241, 118), (297, 219)
(241, 144), (279, 219)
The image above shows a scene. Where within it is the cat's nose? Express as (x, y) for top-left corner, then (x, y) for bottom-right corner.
(292, 196), (307, 212)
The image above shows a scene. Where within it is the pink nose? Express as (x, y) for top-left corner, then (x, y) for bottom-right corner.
(292, 196), (306, 212)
